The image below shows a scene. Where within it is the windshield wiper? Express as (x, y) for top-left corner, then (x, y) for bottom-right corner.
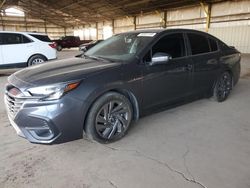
(82, 54), (114, 62)
(95, 56), (115, 62)
(89, 55), (104, 61)
(81, 54), (91, 59)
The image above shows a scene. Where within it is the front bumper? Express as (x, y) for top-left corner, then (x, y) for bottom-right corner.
(5, 93), (87, 144)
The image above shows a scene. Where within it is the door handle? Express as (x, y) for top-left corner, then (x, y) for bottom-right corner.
(169, 64), (193, 73)
(207, 59), (217, 65)
(185, 64), (193, 71)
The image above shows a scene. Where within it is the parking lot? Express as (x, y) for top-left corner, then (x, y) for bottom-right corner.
(0, 51), (249, 188)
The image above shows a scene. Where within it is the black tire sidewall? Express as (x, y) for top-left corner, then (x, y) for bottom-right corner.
(57, 45), (62, 51)
(213, 72), (232, 102)
(28, 55), (46, 66)
(85, 92), (133, 144)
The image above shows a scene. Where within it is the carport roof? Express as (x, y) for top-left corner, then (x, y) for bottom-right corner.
(1, 0), (227, 27)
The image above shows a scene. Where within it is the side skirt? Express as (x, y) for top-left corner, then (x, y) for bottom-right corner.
(0, 62), (27, 69)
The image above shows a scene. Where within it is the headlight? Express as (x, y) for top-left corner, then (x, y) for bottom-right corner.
(27, 81), (80, 100)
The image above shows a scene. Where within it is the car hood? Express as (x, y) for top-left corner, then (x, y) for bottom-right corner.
(9, 57), (122, 87)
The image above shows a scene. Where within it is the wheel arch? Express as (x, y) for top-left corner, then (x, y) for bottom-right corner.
(110, 88), (140, 121)
(83, 88), (140, 132)
(209, 69), (233, 98)
(27, 54), (48, 66)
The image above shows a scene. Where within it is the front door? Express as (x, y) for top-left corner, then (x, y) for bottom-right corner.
(1, 33), (32, 65)
(142, 33), (193, 111)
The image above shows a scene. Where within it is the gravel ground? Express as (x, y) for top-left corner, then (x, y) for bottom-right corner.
(0, 52), (249, 188)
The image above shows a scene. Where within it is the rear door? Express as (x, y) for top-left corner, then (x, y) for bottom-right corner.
(142, 33), (193, 110)
(29, 34), (56, 60)
(1, 33), (33, 65)
(186, 32), (220, 94)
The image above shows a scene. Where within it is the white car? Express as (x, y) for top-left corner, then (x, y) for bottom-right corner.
(0, 31), (57, 68)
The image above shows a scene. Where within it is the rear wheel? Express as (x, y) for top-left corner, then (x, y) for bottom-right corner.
(57, 45), (62, 51)
(213, 72), (232, 102)
(27, 55), (46, 66)
(85, 92), (133, 143)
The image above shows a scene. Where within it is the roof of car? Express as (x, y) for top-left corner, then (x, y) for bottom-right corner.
(122, 28), (207, 35)
(0, 31), (48, 35)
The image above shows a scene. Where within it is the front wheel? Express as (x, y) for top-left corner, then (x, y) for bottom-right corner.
(85, 92), (133, 143)
(213, 72), (232, 102)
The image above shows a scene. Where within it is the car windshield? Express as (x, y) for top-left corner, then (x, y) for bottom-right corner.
(84, 33), (156, 61)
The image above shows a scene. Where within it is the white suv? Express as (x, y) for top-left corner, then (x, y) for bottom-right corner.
(0, 31), (57, 68)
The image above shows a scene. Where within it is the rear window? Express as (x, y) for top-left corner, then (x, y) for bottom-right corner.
(0, 33), (32, 45)
(30, 34), (51, 42)
(209, 38), (218, 52)
(187, 33), (210, 55)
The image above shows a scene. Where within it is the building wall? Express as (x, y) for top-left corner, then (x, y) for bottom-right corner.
(93, 0), (250, 53)
(209, 26), (250, 53)
(114, 17), (134, 34)
(207, 0), (250, 53)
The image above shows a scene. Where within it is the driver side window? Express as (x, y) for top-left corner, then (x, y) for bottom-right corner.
(144, 33), (186, 63)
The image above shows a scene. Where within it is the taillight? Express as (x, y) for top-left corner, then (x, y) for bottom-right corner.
(49, 42), (57, 49)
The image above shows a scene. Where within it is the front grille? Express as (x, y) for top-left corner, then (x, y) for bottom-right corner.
(5, 93), (26, 119)
(5, 85), (40, 119)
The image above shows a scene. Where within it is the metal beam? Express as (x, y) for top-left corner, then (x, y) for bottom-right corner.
(64, 27), (66, 36)
(0, 11), (4, 30)
(44, 19), (47, 34)
(164, 11), (167, 28)
(97, 0), (199, 15)
(0, 0), (6, 10)
(112, 19), (115, 34)
(155, 10), (165, 28)
(21, 0), (87, 26)
(96, 22), (98, 40)
(200, 1), (212, 32)
(104, 0), (132, 17)
(24, 14), (28, 31)
(206, 3), (212, 32)
(102, 21), (105, 39)
(59, 0), (86, 11)
(133, 16), (136, 30)
(54, 0), (112, 22)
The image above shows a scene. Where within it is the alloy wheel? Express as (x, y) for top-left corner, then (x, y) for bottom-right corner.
(32, 58), (45, 65)
(95, 100), (131, 140)
(216, 73), (232, 101)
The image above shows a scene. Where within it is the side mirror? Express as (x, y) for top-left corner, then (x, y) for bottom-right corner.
(80, 47), (87, 52)
(150, 52), (172, 66)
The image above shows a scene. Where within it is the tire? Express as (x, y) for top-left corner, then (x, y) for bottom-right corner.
(85, 92), (133, 143)
(27, 55), (46, 66)
(57, 45), (62, 51)
(213, 71), (232, 102)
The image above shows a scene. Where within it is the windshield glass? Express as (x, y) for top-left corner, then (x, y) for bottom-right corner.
(85, 33), (156, 61)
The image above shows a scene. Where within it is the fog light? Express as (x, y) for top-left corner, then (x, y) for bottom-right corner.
(26, 127), (54, 140)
